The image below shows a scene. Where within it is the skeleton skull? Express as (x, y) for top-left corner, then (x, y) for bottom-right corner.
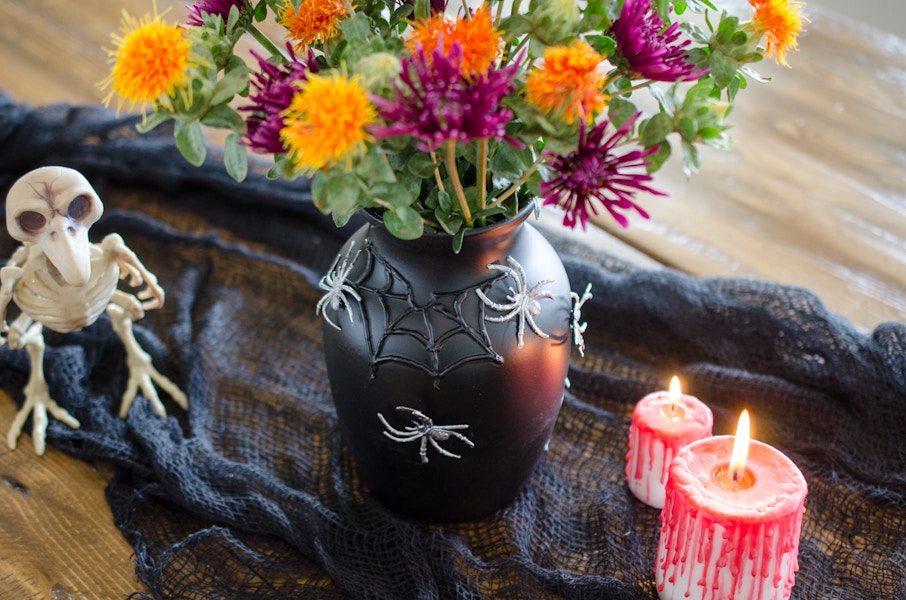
(6, 166), (103, 287)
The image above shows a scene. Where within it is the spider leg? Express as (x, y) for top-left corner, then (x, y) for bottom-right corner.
(378, 412), (419, 438)
(524, 311), (551, 340)
(383, 431), (424, 443)
(419, 437), (429, 463)
(429, 437), (462, 460)
(483, 307), (521, 323)
(446, 430), (475, 447)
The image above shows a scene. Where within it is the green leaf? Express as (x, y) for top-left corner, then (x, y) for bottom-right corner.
(677, 116), (698, 143)
(434, 208), (463, 235)
(384, 206), (424, 240)
(201, 104), (247, 133)
(174, 120), (207, 166)
(223, 133), (248, 182)
(437, 189), (454, 213)
(406, 153), (438, 179)
(498, 14), (533, 40)
(645, 141), (672, 173)
(451, 229), (465, 254)
(317, 171), (361, 219)
(253, 0), (267, 22)
(356, 152), (397, 183)
(709, 51), (739, 89)
(136, 110), (173, 134)
(585, 34), (616, 57)
(372, 180), (416, 208)
(714, 14), (740, 43)
(608, 97), (639, 128)
(641, 112), (673, 147)
(211, 57), (249, 105)
(339, 12), (371, 41)
(390, 4), (414, 28)
(681, 140), (702, 176)
(489, 143), (529, 182)
(681, 21), (711, 45)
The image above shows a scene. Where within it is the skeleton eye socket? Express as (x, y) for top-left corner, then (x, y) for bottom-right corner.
(17, 211), (47, 234)
(67, 194), (92, 221)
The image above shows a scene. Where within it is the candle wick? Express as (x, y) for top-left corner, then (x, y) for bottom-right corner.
(732, 470), (740, 483)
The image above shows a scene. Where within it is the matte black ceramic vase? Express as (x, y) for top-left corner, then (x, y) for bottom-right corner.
(318, 203), (574, 520)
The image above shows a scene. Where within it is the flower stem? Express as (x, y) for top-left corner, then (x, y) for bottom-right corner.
(340, 0), (356, 17)
(612, 80), (654, 97)
(430, 151), (446, 193)
(487, 163), (538, 209)
(477, 138), (488, 212)
(248, 24), (289, 61)
(445, 140), (473, 226)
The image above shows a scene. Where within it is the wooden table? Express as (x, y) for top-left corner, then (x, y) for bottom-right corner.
(1, 1), (904, 597)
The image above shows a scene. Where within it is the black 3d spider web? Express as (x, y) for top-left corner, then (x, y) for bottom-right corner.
(354, 237), (507, 387)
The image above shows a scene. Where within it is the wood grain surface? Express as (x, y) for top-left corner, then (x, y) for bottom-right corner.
(1, 1), (905, 597)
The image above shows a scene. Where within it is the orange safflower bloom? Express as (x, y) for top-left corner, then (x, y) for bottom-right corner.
(525, 41), (609, 124)
(406, 5), (502, 76)
(279, 0), (349, 50)
(750, 0), (806, 66)
(101, 5), (192, 114)
(280, 73), (377, 174)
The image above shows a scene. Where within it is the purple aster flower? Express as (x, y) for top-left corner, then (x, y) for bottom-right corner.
(186, 0), (248, 27)
(540, 114), (666, 229)
(369, 43), (522, 152)
(610, 0), (708, 82)
(241, 45), (318, 154)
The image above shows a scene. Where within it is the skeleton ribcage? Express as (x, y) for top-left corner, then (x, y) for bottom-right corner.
(13, 247), (120, 333)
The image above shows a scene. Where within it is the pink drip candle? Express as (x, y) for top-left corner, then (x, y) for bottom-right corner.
(626, 377), (713, 508)
(655, 411), (808, 600)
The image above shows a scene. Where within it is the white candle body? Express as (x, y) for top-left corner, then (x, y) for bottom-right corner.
(626, 391), (712, 508)
(656, 436), (807, 600)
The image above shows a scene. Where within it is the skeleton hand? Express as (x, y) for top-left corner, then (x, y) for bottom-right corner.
(102, 234), (166, 311)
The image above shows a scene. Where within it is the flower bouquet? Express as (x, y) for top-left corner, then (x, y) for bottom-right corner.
(101, 0), (805, 519)
(103, 0), (805, 249)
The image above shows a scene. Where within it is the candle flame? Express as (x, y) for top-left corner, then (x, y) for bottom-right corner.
(669, 376), (681, 408)
(729, 410), (750, 482)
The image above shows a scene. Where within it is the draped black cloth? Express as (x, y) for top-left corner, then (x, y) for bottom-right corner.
(1, 93), (904, 599)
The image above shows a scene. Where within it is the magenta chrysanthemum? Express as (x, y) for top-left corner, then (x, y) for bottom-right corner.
(241, 45), (318, 154)
(370, 43), (521, 152)
(540, 114), (666, 229)
(610, 0), (708, 82)
(186, 0), (248, 26)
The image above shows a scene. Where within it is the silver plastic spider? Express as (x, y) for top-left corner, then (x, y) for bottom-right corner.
(377, 406), (475, 464)
(316, 242), (362, 330)
(570, 283), (593, 356)
(476, 256), (554, 348)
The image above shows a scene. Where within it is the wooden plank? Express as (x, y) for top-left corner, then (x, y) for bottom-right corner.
(0, 393), (143, 598)
(587, 7), (906, 330)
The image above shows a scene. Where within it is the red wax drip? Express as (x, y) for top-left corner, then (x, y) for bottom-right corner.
(656, 475), (805, 600)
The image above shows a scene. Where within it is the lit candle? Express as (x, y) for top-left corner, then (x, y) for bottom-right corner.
(625, 377), (713, 508)
(655, 411), (808, 600)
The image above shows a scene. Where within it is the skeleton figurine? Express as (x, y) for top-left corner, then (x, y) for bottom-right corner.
(0, 166), (187, 455)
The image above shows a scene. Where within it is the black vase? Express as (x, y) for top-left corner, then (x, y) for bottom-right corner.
(319, 204), (574, 520)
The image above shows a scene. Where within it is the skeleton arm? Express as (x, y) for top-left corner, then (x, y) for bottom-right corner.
(101, 234), (165, 312)
(0, 247), (28, 339)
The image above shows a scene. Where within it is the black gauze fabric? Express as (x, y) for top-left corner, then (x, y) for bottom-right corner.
(1, 93), (904, 599)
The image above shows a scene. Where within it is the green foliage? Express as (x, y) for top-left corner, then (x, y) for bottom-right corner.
(121, 0), (795, 244)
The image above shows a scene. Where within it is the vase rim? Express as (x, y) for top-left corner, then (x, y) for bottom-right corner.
(362, 201), (535, 242)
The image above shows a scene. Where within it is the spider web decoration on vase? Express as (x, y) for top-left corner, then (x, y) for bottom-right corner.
(317, 204), (578, 519)
(334, 236), (515, 386)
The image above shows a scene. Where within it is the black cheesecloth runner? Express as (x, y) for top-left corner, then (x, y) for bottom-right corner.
(1, 93), (904, 599)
